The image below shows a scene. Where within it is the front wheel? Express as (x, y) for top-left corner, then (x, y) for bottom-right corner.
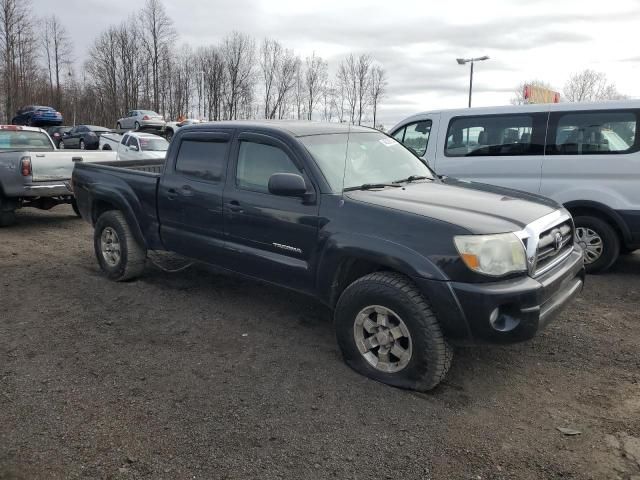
(116, 122), (121, 130)
(574, 215), (620, 273)
(165, 129), (174, 141)
(79, 139), (85, 150)
(134, 121), (140, 130)
(94, 211), (147, 281)
(335, 272), (452, 391)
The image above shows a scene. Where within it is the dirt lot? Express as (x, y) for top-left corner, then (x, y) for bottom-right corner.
(1, 205), (639, 480)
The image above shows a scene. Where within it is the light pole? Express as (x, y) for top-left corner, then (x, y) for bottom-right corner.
(456, 56), (490, 108)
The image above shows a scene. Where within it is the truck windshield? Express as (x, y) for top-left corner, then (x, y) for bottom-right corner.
(301, 132), (433, 192)
(0, 131), (53, 151)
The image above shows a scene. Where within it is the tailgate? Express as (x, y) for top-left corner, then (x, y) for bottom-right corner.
(30, 151), (118, 182)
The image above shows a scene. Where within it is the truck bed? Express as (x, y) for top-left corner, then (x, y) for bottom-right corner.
(80, 158), (165, 174)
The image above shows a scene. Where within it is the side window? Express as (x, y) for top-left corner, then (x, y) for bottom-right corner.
(175, 139), (228, 182)
(236, 141), (300, 193)
(392, 127), (405, 142)
(127, 137), (139, 149)
(121, 135), (129, 145)
(548, 110), (637, 155)
(401, 120), (431, 156)
(445, 114), (540, 157)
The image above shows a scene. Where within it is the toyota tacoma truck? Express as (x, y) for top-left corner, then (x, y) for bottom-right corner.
(0, 125), (116, 225)
(72, 121), (585, 391)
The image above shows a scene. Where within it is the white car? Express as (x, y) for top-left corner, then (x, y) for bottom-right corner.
(162, 118), (201, 141)
(391, 100), (640, 273)
(116, 110), (165, 131)
(100, 131), (168, 161)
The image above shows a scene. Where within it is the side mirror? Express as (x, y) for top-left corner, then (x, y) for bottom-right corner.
(268, 173), (307, 197)
(129, 145), (139, 151)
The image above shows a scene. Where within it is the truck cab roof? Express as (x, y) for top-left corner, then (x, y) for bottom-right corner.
(182, 120), (375, 137)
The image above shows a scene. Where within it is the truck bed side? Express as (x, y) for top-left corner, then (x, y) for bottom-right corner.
(72, 160), (165, 249)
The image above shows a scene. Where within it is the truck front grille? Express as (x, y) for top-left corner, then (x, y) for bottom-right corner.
(534, 220), (574, 275)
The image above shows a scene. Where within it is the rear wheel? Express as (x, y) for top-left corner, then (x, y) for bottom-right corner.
(335, 271), (452, 391)
(134, 121), (140, 130)
(165, 129), (174, 141)
(116, 122), (121, 130)
(574, 215), (620, 273)
(94, 211), (147, 281)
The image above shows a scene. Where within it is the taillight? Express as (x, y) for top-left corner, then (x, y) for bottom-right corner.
(143, 115), (150, 120)
(20, 156), (32, 176)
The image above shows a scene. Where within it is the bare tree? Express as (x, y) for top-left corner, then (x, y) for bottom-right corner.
(259, 38), (280, 119)
(272, 49), (298, 119)
(338, 54), (357, 123)
(221, 32), (255, 120)
(563, 69), (626, 102)
(140, 0), (175, 113)
(355, 54), (371, 125)
(41, 15), (72, 107)
(304, 52), (327, 120)
(369, 64), (386, 129)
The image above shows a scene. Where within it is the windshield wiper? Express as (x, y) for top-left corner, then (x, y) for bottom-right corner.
(392, 175), (431, 184)
(343, 183), (402, 192)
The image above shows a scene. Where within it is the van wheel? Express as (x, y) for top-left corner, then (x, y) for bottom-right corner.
(334, 271), (452, 391)
(574, 215), (620, 273)
(94, 211), (146, 281)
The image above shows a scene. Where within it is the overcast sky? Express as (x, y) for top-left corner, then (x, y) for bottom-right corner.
(32, 0), (640, 127)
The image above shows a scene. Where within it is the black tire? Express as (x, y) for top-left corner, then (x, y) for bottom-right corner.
(335, 271), (452, 391)
(116, 122), (121, 130)
(94, 210), (147, 281)
(79, 139), (85, 150)
(165, 129), (174, 141)
(574, 215), (620, 273)
(59, 140), (65, 149)
(71, 199), (81, 217)
(0, 194), (16, 227)
(134, 121), (140, 130)
(102, 144), (112, 151)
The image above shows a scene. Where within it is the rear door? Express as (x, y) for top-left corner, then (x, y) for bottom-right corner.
(541, 108), (640, 209)
(433, 112), (548, 193)
(222, 132), (320, 292)
(157, 130), (232, 262)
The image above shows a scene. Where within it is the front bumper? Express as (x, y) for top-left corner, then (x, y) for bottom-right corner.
(418, 247), (585, 344)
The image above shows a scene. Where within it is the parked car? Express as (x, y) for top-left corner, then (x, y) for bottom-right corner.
(11, 106), (63, 127)
(72, 121), (584, 391)
(116, 110), (165, 130)
(100, 131), (168, 160)
(390, 100), (640, 273)
(47, 126), (72, 148)
(0, 125), (116, 225)
(162, 119), (201, 141)
(59, 125), (112, 150)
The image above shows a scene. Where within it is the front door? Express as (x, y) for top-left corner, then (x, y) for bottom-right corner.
(223, 132), (320, 292)
(157, 131), (232, 262)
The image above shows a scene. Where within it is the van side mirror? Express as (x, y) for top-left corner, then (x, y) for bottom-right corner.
(268, 173), (307, 197)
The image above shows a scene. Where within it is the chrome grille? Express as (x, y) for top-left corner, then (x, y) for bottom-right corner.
(535, 220), (574, 274)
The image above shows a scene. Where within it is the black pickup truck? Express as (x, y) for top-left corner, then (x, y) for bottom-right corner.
(72, 121), (585, 391)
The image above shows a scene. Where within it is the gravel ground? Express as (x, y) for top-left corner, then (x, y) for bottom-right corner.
(1, 205), (639, 480)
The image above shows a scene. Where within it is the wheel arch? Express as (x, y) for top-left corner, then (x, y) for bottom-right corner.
(90, 194), (147, 249)
(564, 200), (631, 245)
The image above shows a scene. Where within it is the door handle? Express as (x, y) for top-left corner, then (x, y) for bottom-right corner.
(166, 188), (177, 200)
(228, 200), (243, 213)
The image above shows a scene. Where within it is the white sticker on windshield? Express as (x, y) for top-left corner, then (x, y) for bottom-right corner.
(379, 138), (396, 147)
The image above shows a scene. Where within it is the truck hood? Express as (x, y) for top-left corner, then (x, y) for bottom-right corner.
(345, 179), (559, 234)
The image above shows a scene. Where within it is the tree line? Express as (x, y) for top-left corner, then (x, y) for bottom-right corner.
(0, 0), (388, 128)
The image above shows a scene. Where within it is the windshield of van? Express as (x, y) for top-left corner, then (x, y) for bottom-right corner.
(301, 132), (433, 192)
(0, 130), (54, 151)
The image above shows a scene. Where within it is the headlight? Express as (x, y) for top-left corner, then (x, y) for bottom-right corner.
(454, 233), (527, 276)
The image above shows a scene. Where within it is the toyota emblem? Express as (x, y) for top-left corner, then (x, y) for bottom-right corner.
(554, 231), (563, 251)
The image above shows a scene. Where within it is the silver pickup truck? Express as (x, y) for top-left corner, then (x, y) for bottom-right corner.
(0, 125), (116, 226)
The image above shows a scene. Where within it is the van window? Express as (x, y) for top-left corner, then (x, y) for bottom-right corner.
(392, 120), (431, 156)
(548, 110), (637, 155)
(175, 139), (228, 181)
(445, 114), (542, 157)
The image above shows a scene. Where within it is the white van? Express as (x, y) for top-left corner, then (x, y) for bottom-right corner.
(390, 100), (640, 272)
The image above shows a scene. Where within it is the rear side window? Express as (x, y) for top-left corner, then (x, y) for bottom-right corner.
(392, 120), (431, 156)
(445, 114), (543, 157)
(175, 139), (228, 182)
(236, 141), (300, 193)
(547, 110), (638, 155)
